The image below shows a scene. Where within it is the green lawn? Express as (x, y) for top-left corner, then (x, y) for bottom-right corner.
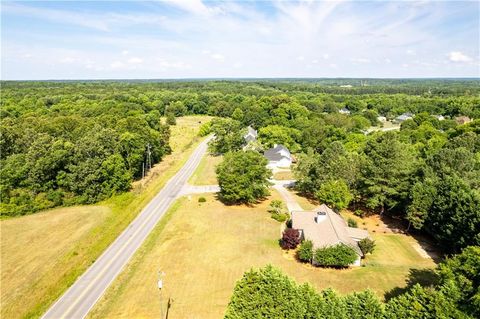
(89, 192), (436, 319)
(0, 115), (212, 319)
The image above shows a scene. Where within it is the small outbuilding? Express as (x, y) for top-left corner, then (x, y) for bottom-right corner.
(455, 116), (472, 125)
(394, 112), (414, 123)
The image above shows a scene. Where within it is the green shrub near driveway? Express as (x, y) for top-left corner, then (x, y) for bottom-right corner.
(313, 244), (358, 267)
(198, 197), (206, 203)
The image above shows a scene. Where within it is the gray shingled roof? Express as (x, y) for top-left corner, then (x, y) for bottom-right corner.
(291, 204), (368, 256)
(264, 144), (291, 161)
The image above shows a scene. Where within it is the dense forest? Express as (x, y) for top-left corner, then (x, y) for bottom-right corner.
(1, 80), (479, 252)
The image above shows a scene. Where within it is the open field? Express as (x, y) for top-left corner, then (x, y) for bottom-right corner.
(188, 154), (222, 185)
(272, 169), (295, 180)
(89, 192), (436, 319)
(0, 115), (212, 319)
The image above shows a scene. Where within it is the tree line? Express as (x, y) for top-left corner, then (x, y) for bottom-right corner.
(225, 246), (480, 319)
(1, 80), (478, 219)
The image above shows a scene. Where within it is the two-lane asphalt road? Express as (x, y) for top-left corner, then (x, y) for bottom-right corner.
(42, 136), (212, 319)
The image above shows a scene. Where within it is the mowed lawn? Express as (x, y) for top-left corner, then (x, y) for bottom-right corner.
(188, 154), (222, 185)
(89, 192), (436, 319)
(0, 115), (212, 319)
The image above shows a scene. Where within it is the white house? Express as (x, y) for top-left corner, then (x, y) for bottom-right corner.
(339, 107), (351, 115)
(394, 112), (414, 123)
(291, 204), (369, 266)
(264, 144), (292, 169)
(244, 126), (258, 143)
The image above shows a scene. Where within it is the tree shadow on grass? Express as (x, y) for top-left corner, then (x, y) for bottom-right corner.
(384, 268), (439, 301)
(214, 192), (268, 207)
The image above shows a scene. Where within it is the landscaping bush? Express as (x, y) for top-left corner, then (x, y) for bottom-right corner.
(280, 228), (300, 249)
(271, 212), (289, 222)
(269, 200), (288, 222)
(359, 238), (376, 255)
(347, 218), (358, 228)
(354, 209), (365, 218)
(268, 200), (284, 214)
(198, 197), (206, 203)
(313, 244), (358, 267)
(297, 240), (313, 262)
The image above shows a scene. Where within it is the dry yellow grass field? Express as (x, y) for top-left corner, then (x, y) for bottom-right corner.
(0, 115), (212, 319)
(272, 170), (295, 180)
(188, 154), (222, 185)
(89, 192), (435, 319)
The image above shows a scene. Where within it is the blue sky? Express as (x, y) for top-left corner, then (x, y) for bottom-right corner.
(1, 0), (479, 79)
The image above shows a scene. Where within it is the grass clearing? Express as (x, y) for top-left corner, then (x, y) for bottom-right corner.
(89, 193), (435, 319)
(0, 115), (212, 319)
(272, 170), (294, 180)
(188, 154), (222, 185)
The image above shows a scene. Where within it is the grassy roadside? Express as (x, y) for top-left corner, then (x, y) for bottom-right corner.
(88, 192), (435, 319)
(1, 116), (211, 319)
(188, 154), (222, 185)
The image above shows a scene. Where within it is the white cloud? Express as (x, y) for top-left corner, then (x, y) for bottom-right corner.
(110, 61), (125, 69)
(406, 49), (416, 55)
(121, 50), (129, 55)
(350, 58), (371, 64)
(211, 53), (225, 61)
(448, 51), (472, 62)
(128, 57), (143, 64)
(60, 57), (76, 64)
(297, 56), (305, 61)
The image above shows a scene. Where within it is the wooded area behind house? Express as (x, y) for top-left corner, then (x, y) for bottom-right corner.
(1, 79), (479, 254)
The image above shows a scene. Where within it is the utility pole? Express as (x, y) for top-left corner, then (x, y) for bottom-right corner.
(158, 271), (165, 319)
(146, 143), (152, 171)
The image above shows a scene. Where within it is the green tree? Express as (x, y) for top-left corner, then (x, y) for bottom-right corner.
(315, 180), (353, 210)
(208, 118), (245, 154)
(360, 132), (416, 214)
(216, 151), (271, 204)
(358, 238), (376, 255)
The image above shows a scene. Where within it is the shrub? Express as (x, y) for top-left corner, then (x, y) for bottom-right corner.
(297, 240), (313, 262)
(347, 218), (358, 228)
(354, 209), (365, 217)
(198, 197), (206, 203)
(281, 228), (300, 249)
(268, 200), (284, 214)
(313, 244), (358, 267)
(359, 238), (376, 255)
(271, 212), (289, 222)
(198, 121), (212, 136)
(166, 111), (176, 125)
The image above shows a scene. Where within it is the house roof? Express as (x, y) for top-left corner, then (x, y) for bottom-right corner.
(264, 144), (291, 162)
(291, 204), (368, 256)
(245, 126), (257, 138)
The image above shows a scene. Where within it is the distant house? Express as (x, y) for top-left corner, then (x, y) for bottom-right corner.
(340, 85), (353, 88)
(339, 107), (351, 115)
(394, 112), (413, 123)
(244, 126), (258, 143)
(264, 144), (292, 169)
(434, 115), (445, 121)
(455, 116), (472, 125)
(291, 204), (369, 266)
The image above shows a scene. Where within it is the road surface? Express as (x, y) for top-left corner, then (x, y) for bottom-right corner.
(42, 136), (212, 319)
(271, 179), (302, 212)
